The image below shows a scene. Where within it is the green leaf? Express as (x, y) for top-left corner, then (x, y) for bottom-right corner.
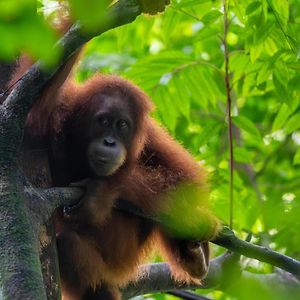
(293, 149), (300, 165)
(162, 8), (182, 41)
(153, 85), (177, 132)
(256, 64), (270, 85)
(234, 147), (253, 164)
(197, 122), (223, 144)
(69, 0), (110, 31)
(195, 27), (219, 42)
(171, 74), (191, 118)
(274, 61), (289, 88)
(194, 67), (217, 107)
(255, 22), (275, 45)
(273, 74), (287, 100)
(175, 0), (211, 9)
(201, 10), (222, 25)
(249, 43), (263, 63)
(271, 0), (289, 24)
(272, 103), (291, 132)
(242, 73), (256, 96)
(284, 114), (300, 134)
(230, 52), (251, 83)
(262, 0), (268, 21)
(185, 68), (208, 108)
(232, 116), (261, 139)
(246, 2), (261, 15)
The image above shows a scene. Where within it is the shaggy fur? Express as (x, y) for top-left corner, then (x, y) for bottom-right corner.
(11, 55), (219, 300)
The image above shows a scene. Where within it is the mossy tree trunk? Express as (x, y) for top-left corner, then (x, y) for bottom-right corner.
(0, 1), (151, 298)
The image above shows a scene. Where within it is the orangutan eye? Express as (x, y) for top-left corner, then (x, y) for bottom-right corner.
(117, 119), (129, 130)
(98, 116), (109, 127)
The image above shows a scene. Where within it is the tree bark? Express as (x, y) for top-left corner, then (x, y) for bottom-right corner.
(0, 0), (156, 298)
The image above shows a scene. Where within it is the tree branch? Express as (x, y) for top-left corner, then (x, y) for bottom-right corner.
(122, 257), (300, 299)
(43, 189), (300, 279)
(24, 186), (84, 222)
(214, 227), (300, 277)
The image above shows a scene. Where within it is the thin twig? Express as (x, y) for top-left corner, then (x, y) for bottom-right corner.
(223, 0), (234, 229)
(171, 7), (201, 21)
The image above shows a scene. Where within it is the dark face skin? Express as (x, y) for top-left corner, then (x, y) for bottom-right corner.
(87, 94), (135, 177)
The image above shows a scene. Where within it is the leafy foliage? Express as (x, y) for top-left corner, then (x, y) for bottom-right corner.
(2, 0), (300, 299)
(78, 1), (300, 298)
(0, 0), (60, 64)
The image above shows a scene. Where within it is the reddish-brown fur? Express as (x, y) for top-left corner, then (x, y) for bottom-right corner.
(11, 55), (219, 300)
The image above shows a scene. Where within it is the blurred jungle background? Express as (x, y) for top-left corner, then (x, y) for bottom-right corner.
(1, 0), (300, 299)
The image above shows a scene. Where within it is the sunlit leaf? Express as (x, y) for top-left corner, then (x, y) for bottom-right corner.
(201, 10), (222, 26)
(171, 74), (191, 118)
(232, 116), (261, 140)
(174, 0), (211, 9)
(293, 149), (300, 165)
(272, 103), (291, 132)
(153, 85), (177, 131)
(234, 147), (254, 164)
(273, 74), (287, 100)
(256, 64), (270, 85)
(246, 2), (261, 15)
(284, 114), (300, 134)
(271, 0), (289, 24)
